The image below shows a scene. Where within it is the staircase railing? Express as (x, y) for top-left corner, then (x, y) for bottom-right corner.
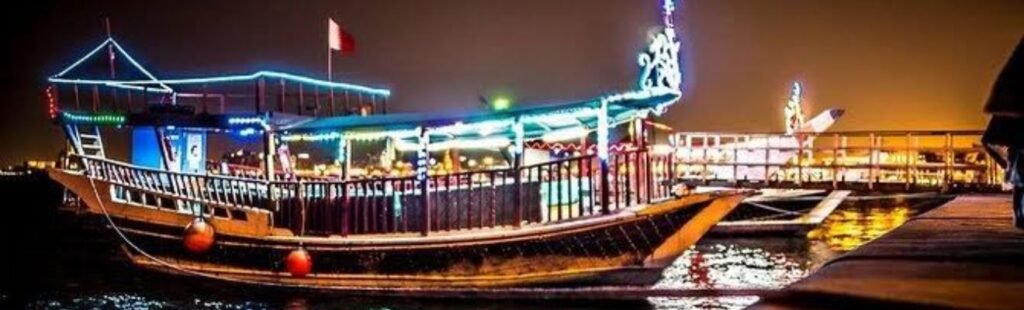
(79, 156), (271, 211)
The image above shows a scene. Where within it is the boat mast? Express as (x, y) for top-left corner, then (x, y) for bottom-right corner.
(105, 18), (116, 80)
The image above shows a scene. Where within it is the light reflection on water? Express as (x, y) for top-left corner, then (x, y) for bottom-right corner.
(807, 205), (911, 251)
(649, 197), (941, 309)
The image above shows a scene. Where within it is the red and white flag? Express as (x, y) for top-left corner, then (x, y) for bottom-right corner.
(328, 18), (355, 54)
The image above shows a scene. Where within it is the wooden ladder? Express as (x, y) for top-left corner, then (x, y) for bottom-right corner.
(66, 125), (106, 158)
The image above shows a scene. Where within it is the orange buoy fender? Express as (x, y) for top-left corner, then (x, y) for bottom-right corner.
(285, 248), (313, 277)
(183, 218), (215, 253)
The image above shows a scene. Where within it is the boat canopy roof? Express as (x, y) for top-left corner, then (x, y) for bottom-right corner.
(278, 88), (679, 146)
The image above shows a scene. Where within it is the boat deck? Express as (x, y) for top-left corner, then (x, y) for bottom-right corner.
(750, 194), (1024, 310)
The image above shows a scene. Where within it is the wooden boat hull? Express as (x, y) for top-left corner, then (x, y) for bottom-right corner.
(50, 168), (745, 289)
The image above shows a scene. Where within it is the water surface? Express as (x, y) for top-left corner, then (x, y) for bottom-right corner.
(1, 192), (946, 310)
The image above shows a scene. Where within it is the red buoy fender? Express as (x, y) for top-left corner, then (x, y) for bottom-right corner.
(183, 218), (215, 253)
(285, 248), (313, 277)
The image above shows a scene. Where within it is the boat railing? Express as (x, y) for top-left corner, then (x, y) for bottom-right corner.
(48, 73), (389, 117)
(74, 147), (677, 237)
(520, 155), (598, 224)
(78, 156), (273, 211)
(269, 176), (421, 236)
(426, 167), (521, 232)
(607, 149), (676, 209)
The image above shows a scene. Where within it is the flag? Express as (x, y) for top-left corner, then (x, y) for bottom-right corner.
(328, 18), (355, 54)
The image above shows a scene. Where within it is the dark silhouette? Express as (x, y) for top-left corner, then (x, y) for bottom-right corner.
(982, 36), (1024, 228)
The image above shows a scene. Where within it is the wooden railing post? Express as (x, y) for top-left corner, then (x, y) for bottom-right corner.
(642, 120), (653, 203)
(297, 180), (307, 236)
(599, 157), (611, 215)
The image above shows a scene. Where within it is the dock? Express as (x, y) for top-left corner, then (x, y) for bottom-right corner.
(750, 195), (1024, 310)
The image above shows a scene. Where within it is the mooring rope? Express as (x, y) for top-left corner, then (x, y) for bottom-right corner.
(744, 201), (805, 216)
(749, 192), (951, 202)
(85, 175), (294, 288)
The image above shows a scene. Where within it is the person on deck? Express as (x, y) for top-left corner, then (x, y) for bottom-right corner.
(982, 36), (1024, 229)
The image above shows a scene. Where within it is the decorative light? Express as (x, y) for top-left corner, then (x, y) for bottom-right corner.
(53, 38), (115, 78)
(662, 0), (676, 28)
(784, 81), (805, 135)
(51, 38), (173, 93)
(395, 136), (511, 152)
(513, 117), (524, 155)
(432, 119), (511, 137)
(345, 129), (418, 141)
(45, 85), (58, 120)
(534, 113), (584, 128)
(541, 127), (589, 143)
(108, 39), (174, 92)
(227, 116), (268, 127)
(336, 138), (348, 163)
(237, 128), (258, 136)
(637, 0), (682, 105)
(521, 108), (597, 124)
(492, 96), (512, 111)
(50, 70), (390, 97)
(415, 127), (429, 182)
(60, 111), (126, 125)
(49, 38), (390, 96)
(281, 132), (341, 142)
(596, 99), (610, 160)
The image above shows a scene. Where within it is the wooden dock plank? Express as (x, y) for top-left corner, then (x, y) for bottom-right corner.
(750, 195), (1024, 310)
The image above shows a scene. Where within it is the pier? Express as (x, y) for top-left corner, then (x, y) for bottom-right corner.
(750, 195), (1024, 309)
(670, 130), (1002, 193)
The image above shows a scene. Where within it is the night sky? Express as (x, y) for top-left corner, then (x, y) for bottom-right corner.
(1, 0), (1022, 165)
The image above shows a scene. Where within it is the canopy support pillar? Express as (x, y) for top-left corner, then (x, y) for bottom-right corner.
(338, 137), (350, 180)
(264, 131), (276, 181)
(597, 100), (611, 215)
(416, 126), (431, 236)
(513, 117), (525, 227)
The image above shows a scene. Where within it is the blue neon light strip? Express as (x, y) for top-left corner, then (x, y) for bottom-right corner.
(53, 38), (113, 78)
(108, 39), (173, 92)
(50, 71), (391, 97)
(51, 38), (174, 93)
(49, 38), (389, 96)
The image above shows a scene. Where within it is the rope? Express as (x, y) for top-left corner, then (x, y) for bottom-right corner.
(744, 201), (804, 216)
(85, 175), (289, 288)
(749, 192), (951, 202)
